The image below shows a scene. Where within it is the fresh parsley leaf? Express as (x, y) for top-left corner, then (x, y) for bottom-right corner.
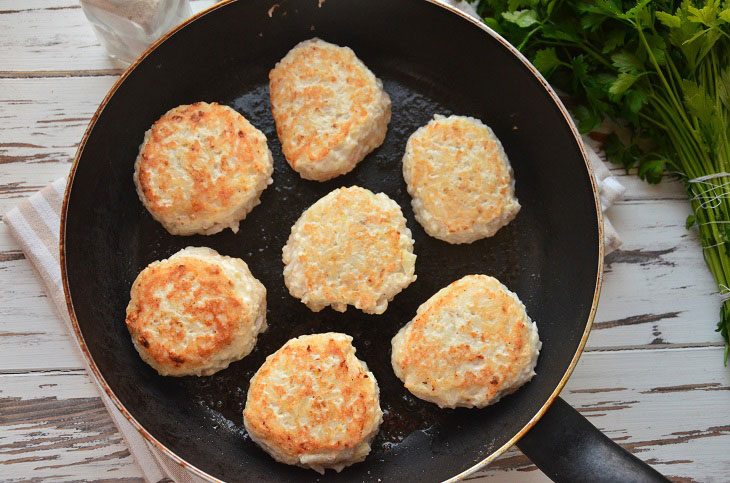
(656, 11), (681, 28)
(609, 72), (639, 96)
(577, 0), (622, 17)
(479, 0), (730, 359)
(720, 8), (730, 23)
(603, 132), (636, 171)
(611, 51), (643, 73)
(602, 29), (626, 53)
(483, 16), (506, 34)
(626, 88), (649, 114)
(623, 0), (652, 21)
(581, 13), (605, 31)
(541, 22), (581, 42)
(571, 55), (588, 82)
(502, 9), (539, 28)
(637, 158), (665, 184)
(683, 79), (714, 127)
(646, 34), (668, 66)
(532, 48), (562, 76)
(687, 2), (721, 27)
(573, 104), (601, 133)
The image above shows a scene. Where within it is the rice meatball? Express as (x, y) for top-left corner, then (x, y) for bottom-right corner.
(269, 38), (391, 181)
(125, 247), (267, 376)
(133, 102), (274, 235)
(402, 115), (520, 243)
(243, 333), (382, 474)
(282, 186), (416, 314)
(391, 274), (540, 408)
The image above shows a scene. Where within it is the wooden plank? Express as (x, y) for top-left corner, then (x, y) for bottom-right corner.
(0, 0), (217, 75)
(0, 220), (24, 252)
(473, 346), (730, 482)
(0, 75), (116, 214)
(0, 261), (85, 373)
(0, 0), (216, 210)
(0, 0), (120, 73)
(0, 0), (119, 74)
(0, 370), (143, 481)
(609, 170), (688, 201)
(1, 347), (727, 482)
(0, 220), (87, 372)
(589, 199), (724, 350)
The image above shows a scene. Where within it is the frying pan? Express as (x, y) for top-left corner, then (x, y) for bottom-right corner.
(60, 0), (668, 481)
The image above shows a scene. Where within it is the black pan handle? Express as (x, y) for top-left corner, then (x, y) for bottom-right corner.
(516, 397), (669, 482)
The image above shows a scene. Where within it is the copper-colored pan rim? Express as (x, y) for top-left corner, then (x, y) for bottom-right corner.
(59, 1), (604, 481)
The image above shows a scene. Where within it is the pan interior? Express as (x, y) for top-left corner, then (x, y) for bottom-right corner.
(64, 0), (600, 481)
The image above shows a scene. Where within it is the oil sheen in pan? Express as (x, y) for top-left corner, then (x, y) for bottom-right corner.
(163, 69), (544, 459)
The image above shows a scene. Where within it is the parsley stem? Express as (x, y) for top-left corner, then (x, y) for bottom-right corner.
(637, 111), (666, 130)
(532, 40), (613, 69)
(636, 17), (692, 139)
(486, 0), (730, 362)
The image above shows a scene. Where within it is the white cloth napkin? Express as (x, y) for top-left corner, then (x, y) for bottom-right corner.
(582, 135), (625, 253)
(4, 178), (205, 483)
(4, 3), (624, 481)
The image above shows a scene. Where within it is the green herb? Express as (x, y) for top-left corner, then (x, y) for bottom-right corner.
(479, 0), (730, 363)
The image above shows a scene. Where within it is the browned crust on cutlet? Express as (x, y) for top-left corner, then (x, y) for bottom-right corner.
(269, 39), (388, 178)
(282, 187), (416, 314)
(392, 275), (537, 406)
(407, 119), (509, 232)
(402, 115), (520, 244)
(136, 102), (271, 226)
(125, 256), (242, 369)
(244, 334), (380, 457)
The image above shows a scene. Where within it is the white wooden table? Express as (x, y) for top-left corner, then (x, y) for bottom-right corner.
(1, 1), (729, 482)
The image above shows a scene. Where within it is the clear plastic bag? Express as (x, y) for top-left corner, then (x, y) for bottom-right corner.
(80, 0), (192, 64)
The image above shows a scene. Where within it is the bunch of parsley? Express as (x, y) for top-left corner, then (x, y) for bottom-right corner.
(478, 0), (730, 362)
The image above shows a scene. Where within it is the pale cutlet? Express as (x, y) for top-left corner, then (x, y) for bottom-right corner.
(282, 186), (416, 314)
(243, 333), (382, 474)
(134, 102), (273, 235)
(269, 38), (391, 181)
(402, 115), (520, 244)
(391, 275), (541, 408)
(125, 247), (267, 376)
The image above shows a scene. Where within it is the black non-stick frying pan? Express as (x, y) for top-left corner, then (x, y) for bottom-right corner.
(60, 1), (668, 481)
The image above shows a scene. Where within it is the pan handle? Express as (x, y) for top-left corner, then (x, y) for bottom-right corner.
(515, 397), (669, 482)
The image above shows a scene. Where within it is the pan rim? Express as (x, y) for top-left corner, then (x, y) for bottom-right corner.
(59, 1), (604, 481)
